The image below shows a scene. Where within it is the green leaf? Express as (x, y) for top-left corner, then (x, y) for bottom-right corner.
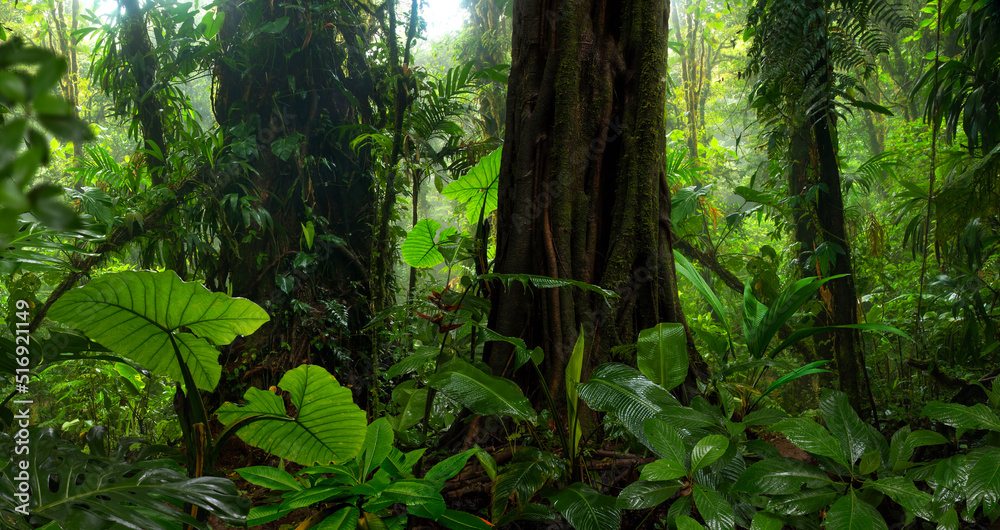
(760, 360), (831, 399)
(690, 435), (729, 473)
(676, 515), (706, 529)
(923, 401), (1000, 434)
(825, 490), (887, 530)
(361, 418), (394, 481)
(236, 466), (303, 491)
(674, 250), (732, 356)
(247, 503), (295, 526)
(259, 16), (289, 33)
(215, 364), (367, 466)
(49, 271), (269, 390)
(637, 322), (688, 391)
(967, 449), (1000, 515)
(732, 457), (832, 495)
(435, 509), (493, 530)
(692, 484), (735, 530)
(492, 448), (566, 519)
(889, 428), (947, 471)
(314, 505), (359, 529)
(401, 219), (458, 268)
(1, 429), (248, 529)
(820, 389), (882, 466)
(769, 324), (910, 360)
(766, 488), (838, 516)
(578, 363), (679, 449)
(442, 148), (500, 223)
(566, 328), (585, 461)
(427, 358), (536, 422)
(745, 275), (843, 359)
(869, 476), (931, 525)
(771, 417), (846, 467)
(750, 511), (783, 530)
(546, 482), (621, 530)
(615, 480), (681, 510)
(644, 418), (688, 468)
(424, 448), (480, 485)
(480, 273), (617, 298)
(365, 479), (445, 517)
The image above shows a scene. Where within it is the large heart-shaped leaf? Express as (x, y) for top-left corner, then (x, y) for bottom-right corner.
(0, 429), (248, 529)
(428, 358), (536, 422)
(401, 219), (458, 268)
(442, 147), (501, 223)
(49, 270), (268, 390)
(216, 364), (366, 466)
(637, 322), (688, 392)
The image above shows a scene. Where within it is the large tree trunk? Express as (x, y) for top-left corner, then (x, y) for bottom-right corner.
(486, 0), (705, 405)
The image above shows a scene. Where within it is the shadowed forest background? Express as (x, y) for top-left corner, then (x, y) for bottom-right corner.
(1, 0), (1000, 528)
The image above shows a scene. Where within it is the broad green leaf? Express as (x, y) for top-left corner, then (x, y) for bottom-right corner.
(361, 418), (394, 481)
(674, 250), (733, 355)
(750, 511), (783, 530)
(401, 219), (457, 268)
(216, 364), (367, 466)
(637, 322), (688, 391)
(825, 490), (887, 530)
(771, 417), (847, 467)
(425, 448), (480, 485)
(732, 457), (832, 495)
(314, 506), (359, 529)
(247, 503), (294, 526)
(578, 363), (679, 449)
(428, 358), (536, 422)
(691, 435), (729, 472)
(967, 449), (1000, 515)
(677, 515), (706, 529)
(923, 401), (1000, 435)
(442, 148), (500, 223)
(236, 466), (303, 491)
(49, 270), (269, 390)
(889, 428), (947, 471)
(365, 479), (445, 517)
(692, 484), (735, 530)
(869, 476), (931, 525)
(546, 482), (621, 530)
(766, 488), (838, 516)
(615, 480), (681, 510)
(640, 459), (688, 482)
(644, 418), (688, 467)
(820, 389), (881, 466)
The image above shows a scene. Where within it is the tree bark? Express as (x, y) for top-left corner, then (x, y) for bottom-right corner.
(486, 0), (705, 405)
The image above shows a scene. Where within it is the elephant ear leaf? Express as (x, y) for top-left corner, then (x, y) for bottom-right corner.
(442, 147), (501, 223)
(216, 364), (367, 466)
(401, 219), (458, 268)
(49, 270), (268, 391)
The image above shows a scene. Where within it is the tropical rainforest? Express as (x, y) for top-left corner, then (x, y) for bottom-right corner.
(0, 0), (999, 528)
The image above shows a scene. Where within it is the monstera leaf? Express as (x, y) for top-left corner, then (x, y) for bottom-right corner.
(216, 364), (367, 466)
(0, 429), (248, 529)
(442, 147), (501, 223)
(48, 270), (268, 391)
